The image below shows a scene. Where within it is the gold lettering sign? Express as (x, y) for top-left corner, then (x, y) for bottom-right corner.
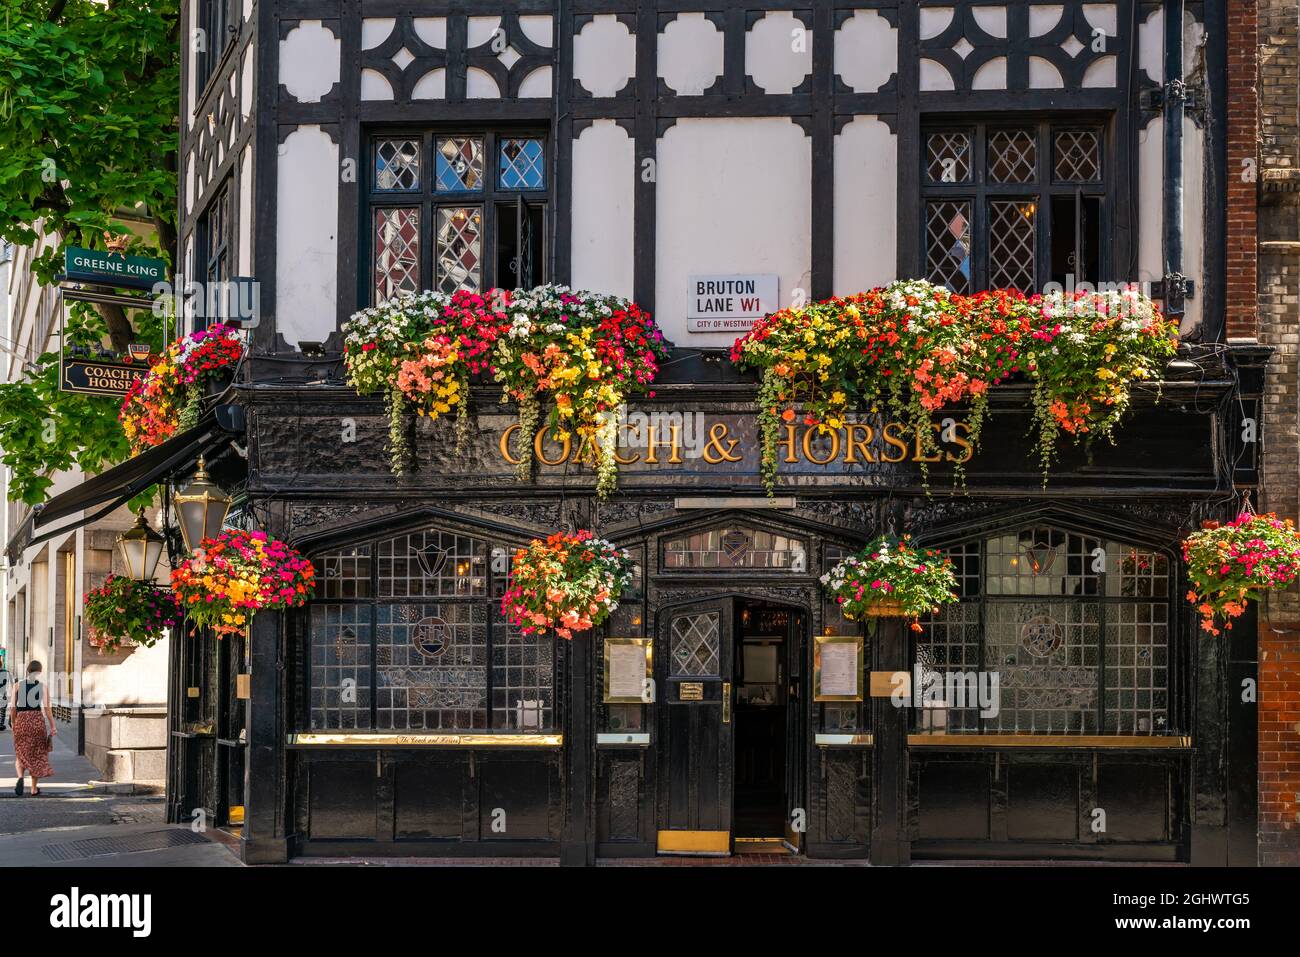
(496, 417), (971, 469)
(679, 682), (705, 701)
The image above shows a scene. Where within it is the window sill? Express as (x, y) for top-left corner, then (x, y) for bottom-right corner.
(286, 732), (562, 748)
(908, 733), (1190, 749)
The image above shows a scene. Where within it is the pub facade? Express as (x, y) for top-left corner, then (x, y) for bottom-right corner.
(166, 0), (1263, 864)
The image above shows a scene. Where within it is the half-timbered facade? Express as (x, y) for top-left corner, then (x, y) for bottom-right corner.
(170, 0), (1263, 865)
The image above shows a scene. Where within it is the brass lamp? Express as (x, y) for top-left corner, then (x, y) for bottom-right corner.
(174, 456), (232, 552)
(116, 511), (166, 581)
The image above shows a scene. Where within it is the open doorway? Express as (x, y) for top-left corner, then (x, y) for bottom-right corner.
(733, 601), (804, 851)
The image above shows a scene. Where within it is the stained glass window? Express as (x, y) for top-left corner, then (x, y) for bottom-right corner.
(435, 136), (483, 191)
(925, 200), (972, 294)
(499, 138), (545, 189)
(375, 138), (421, 191)
(670, 612), (720, 676)
(919, 526), (1174, 736)
(436, 206), (483, 293)
(306, 525), (557, 733)
(662, 526), (807, 570)
(373, 207), (419, 303)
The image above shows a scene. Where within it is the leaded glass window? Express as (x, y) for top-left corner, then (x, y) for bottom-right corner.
(921, 119), (1108, 293)
(662, 526), (807, 570)
(917, 525), (1176, 737)
(375, 139), (421, 191)
(373, 207), (420, 303)
(306, 526), (556, 732)
(367, 130), (548, 301)
(670, 612), (720, 676)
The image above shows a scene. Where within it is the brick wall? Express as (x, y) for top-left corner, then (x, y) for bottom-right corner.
(1227, 0), (1260, 340)
(1255, 0), (1300, 867)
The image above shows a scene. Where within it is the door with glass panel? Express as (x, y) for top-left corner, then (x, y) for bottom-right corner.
(656, 599), (734, 853)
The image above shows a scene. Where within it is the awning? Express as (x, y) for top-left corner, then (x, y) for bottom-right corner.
(7, 407), (243, 561)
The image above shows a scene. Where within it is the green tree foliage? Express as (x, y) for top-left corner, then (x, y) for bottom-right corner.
(0, 0), (179, 506)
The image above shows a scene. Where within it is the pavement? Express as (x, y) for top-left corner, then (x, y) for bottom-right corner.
(0, 725), (242, 867)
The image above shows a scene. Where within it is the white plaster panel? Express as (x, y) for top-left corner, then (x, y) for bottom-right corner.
(414, 18), (448, 48)
(186, 0), (197, 123)
(659, 13), (723, 95)
(833, 117), (896, 295)
(1138, 8), (1161, 80)
(279, 21), (341, 104)
(746, 12), (812, 95)
(1182, 117), (1204, 335)
(971, 6), (1007, 39)
(466, 67), (501, 98)
(1082, 56), (1117, 87)
(361, 18), (395, 50)
(656, 118), (811, 347)
(360, 69), (394, 101)
(520, 15), (554, 47)
(972, 57), (1008, 90)
(919, 7), (954, 40)
(574, 15), (636, 97)
(919, 58), (955, 91)
(1082, 4), (1119, 37)
(240, 45), (253, 120)
(834, 10), (896, 94)
(1029, 5), (1064, 37)
(571, 122), (635, 299)
(518, 66), (552, 98)
(1136, 115), (1162, 291)
(469, 17), (501, 47)
(184, 155), (194, 215)
(276, 127), (338, 348)
(1028, 56), (1064, 88)
(412, 69), (447, 100)
(238, 144), (253, 275)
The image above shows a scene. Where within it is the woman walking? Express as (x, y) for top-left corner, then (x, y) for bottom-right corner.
(7, 661), (54, 796)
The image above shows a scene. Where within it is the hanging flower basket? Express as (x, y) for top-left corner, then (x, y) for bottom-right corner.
(500, 530), (635, 640)
(170, 529), (316, 637)
(1182, 512), (1300, 635)
(344, 285), (670, 494)
(83, 575), (182, 654)
(820, 535), (959, 629)
(731, 281), (1177, 493)
(119, 324), (244, 453)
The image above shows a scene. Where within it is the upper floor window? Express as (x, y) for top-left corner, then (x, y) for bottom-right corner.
(307, 525), (556, 733)
(367, 131), (548, 304)
(197, 0), (233, 93)
(922, 120), (1107, 294)
(194, 178), (232, 329)
(918, 523), (1176, 737)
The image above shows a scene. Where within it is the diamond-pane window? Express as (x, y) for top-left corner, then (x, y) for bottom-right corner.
(671, 612), (720, 677)
(436, 206), (482, 293)
(435, 136), (484, 191)
(925, 200), (972, 294)
(499, 138), (546, 189)
(373, 207), (420, 303)
(375, 139), (420, 191)
(988, 199), (1036, 291)
(1054, 129), (1101, 182)
(988, 129), (1037, 183)
(926, 131), (972, 183)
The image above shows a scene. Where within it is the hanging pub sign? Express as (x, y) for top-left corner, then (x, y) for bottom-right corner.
(63, 246), (167, 292)
(687, 273), (778, 332)
(59, 357), (149, 397)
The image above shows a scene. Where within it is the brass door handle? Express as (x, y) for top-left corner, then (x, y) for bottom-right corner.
(722, 682), (731, 724)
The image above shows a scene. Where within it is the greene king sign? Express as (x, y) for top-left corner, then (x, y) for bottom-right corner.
(687, 273), (778, 332)
(64, 246), (166, 291)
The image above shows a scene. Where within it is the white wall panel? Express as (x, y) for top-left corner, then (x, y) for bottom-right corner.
(835, 11), (896, 94)
(279, 21), (341, 104)
(571, 122), (635, 299)
(574, 15), (636, 96)
(745, 12), (811, 95)
(276, 127), (338, 347)
(659, 13), (723, 95)
(656, 118), (811, 347)
(834, 117), (897, 294)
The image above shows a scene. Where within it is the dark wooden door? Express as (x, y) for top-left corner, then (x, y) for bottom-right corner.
(783, 610), (807, 850)
(657, 599), (734, 853)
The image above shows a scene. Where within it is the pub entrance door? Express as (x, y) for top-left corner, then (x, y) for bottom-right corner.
(655, 597), (806, 856)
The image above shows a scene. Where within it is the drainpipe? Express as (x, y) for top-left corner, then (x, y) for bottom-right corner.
(1163, 0), (1187, 317)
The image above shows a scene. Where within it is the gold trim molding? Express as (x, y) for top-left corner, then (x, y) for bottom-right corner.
(287, 733), (563, 748)
(908, 734), (1192, 749)
(657, 830), (730, 854)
